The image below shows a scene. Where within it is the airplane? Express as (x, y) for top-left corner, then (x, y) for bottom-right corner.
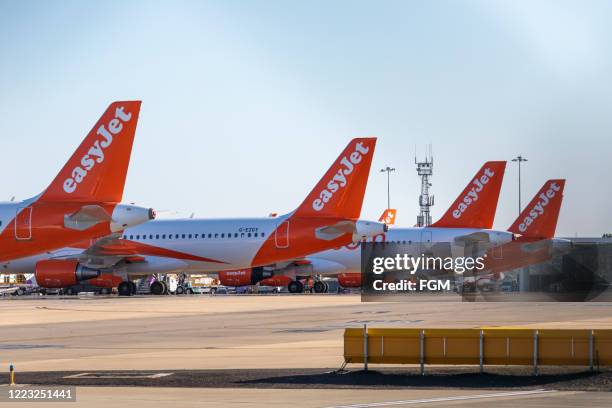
(0, 101), (154, 266)
(259, 161), (514, 292)
(3, 138), (386, 295)
(287, 177), (567, 294)
(470, 179), (570, 290)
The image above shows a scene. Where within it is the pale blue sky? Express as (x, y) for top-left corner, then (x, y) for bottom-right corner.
(1, 0), (611, 236)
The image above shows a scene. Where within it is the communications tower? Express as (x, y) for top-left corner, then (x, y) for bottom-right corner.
(416, 145), (434, 227)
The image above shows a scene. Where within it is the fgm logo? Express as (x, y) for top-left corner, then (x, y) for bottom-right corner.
(518, 182), (561, 232)
(452, 167), (495, 219)
(63, 106), (133, 194)
(312, 142), (370, 212)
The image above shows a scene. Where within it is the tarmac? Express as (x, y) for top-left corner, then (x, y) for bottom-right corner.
(1, 293), (612, 406)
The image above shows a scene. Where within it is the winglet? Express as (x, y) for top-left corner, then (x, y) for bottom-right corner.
(39, 101), (142, 203)
(508, 179), (565, 239)
(379, 209), (397, 225)
(431, 161), (506, 229)
(293, 138), (376, 219)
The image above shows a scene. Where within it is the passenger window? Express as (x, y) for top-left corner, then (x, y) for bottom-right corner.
(129, 235), (133, 240)
(162, 234), (166, 239)
(195, 234), (198, 238)
(155, 234), (159, 239)
(221, 233), (225, 238)
(241, 232), (245, 238)
(136, 235), (140, 240)
(247, 233), (251, 238)
(261, 232), (265, 237)
(214, 233), (218, 238)
(188, 234), (192, 239)
(182, 234), (186, 239)
(208, 233), (212, 238)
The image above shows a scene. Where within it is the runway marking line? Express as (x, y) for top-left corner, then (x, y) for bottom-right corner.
(63, 372), (174, 379)
(324, 389), (559, 407)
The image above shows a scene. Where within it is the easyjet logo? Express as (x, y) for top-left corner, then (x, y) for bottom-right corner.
(518, 182), (561, 233)
(63, 106), (133, 194)
(452, 167), (495, 219)
(225, 270), (248, 276)
(312, 142), (370, 211)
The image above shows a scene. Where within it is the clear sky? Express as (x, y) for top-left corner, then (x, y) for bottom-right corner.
(1, 0), (611, 236)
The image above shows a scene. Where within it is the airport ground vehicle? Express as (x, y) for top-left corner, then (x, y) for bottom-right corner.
(0, 101), (154, 264)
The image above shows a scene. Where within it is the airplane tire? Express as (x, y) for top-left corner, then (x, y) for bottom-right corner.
(118, 282), (132, 296)
(65, 287), (75, 296)
(313, 281), (326, 294)
(288, 281), (304, 294)
(150, 281), (165, 295)
(176, 286), (185, 295)
(187, 288), (194, 295)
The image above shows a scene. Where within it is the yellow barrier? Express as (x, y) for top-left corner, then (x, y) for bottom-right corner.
(344, 326), (610, 374)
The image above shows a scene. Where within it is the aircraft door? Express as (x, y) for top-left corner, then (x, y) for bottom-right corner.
(275, 220), (289, 249)
(15, 207), (32, 240)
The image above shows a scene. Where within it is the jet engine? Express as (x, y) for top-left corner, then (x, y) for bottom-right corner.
(218, 267), (273, 286)
(337, 272), (361, 288)
(35, 259), (100, 288)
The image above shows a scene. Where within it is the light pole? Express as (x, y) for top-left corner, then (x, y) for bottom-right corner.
(380, 167), (395, 209)
(511, 156), (528, 214)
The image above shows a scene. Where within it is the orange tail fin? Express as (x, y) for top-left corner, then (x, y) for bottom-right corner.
(379, 209), (397, 225)
(431, 161), (506, 229)
(293, 138), (376, 219)
(39, 101), (142, 203)
(508, 179), (565, 239)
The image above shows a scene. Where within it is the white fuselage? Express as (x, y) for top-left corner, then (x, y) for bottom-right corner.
(1, 224), (513, 281)
(121, 216), (288, 272)
(306, 227), (514, 275)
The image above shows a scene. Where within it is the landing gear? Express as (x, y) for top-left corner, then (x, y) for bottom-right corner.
(288, 280), (304, 294)
(150, 281), (166, 295)
(118, 281), (133, 296)
(313, 280), (328, 294)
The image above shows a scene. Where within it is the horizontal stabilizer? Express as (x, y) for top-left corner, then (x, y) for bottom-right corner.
(64, 205), (112, 231)
(315, 220), (357, 240)
(453, 231), (492, 246)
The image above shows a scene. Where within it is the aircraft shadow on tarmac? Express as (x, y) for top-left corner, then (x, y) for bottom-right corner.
(236, 368), (612, 391)
(11, 368), (612, 391)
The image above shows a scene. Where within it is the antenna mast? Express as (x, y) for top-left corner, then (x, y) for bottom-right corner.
(415, 145), (434, 227)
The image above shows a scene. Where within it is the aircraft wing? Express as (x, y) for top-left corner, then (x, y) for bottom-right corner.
(47, 234), (145, 269)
